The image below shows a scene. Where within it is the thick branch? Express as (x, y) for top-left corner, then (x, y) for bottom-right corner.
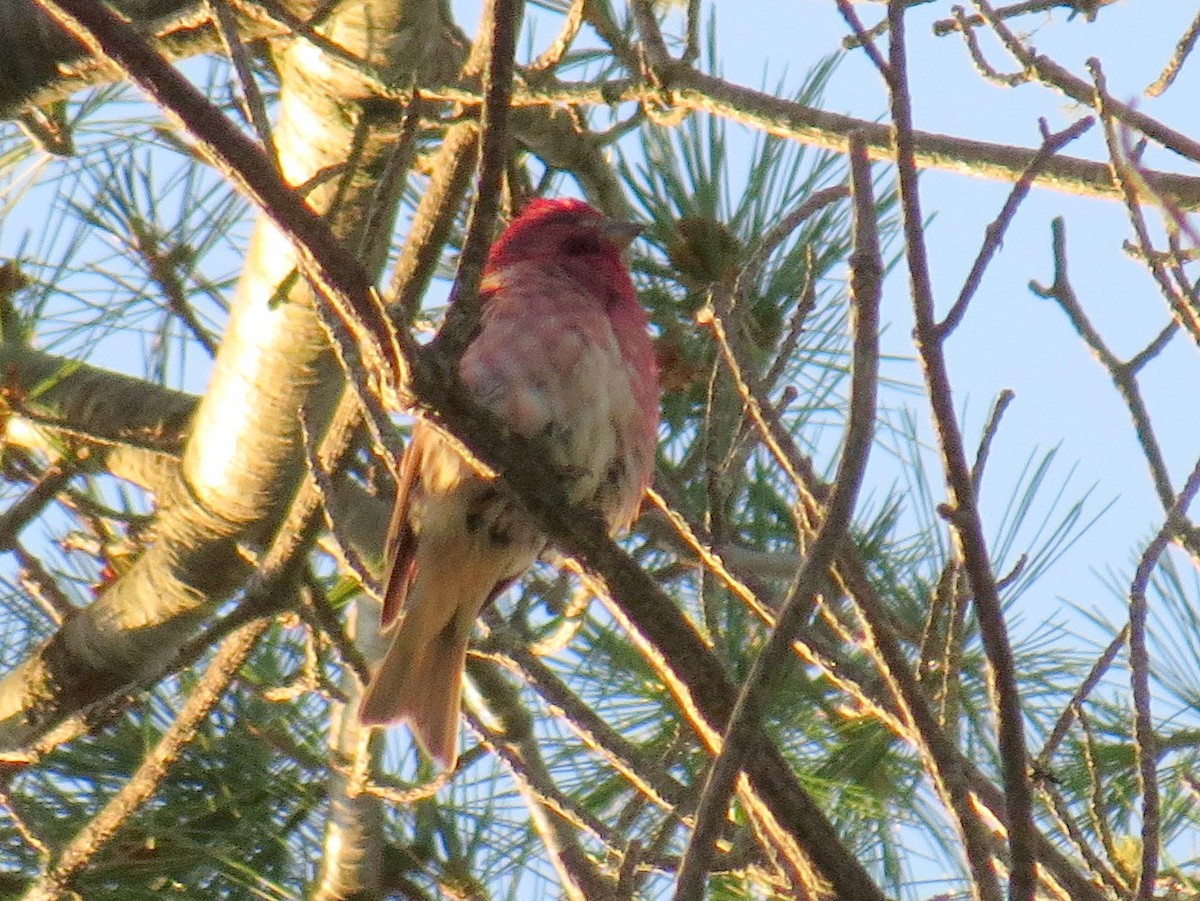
(0, 0), (324, 117)
(0, 0), (433, 749)
(1, 343), (195, 457)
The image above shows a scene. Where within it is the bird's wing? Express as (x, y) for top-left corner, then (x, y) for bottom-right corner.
(380, 424), (424, 627)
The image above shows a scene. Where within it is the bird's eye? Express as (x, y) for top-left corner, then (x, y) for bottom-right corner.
(561, 234), (603, 256)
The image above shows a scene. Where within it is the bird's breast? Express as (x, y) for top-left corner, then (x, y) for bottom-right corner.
(460, 266), (655, 526)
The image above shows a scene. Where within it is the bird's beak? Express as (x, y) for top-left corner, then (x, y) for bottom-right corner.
(599, 219), (644, 249)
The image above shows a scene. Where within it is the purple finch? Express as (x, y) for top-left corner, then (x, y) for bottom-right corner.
(359, 198), (660, 768)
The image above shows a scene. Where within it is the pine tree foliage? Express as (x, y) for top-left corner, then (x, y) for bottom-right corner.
(1, 0), (1199, 899)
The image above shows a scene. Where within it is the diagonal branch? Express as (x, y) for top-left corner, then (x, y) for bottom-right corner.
(938, 116), (1093, 337)
(970, 0), (1200, 165)
(34, 0), (406, 399)
(466, 659), (616, 901)
(22, 618), (270, 901)
(7, 5), (890, 898)
(885, 3), (1034, 897)
(674, 131), (882, 901)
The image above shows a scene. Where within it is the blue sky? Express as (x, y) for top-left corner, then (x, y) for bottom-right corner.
(703, 1), (1200, 622)
(3, 0), (1199, 890)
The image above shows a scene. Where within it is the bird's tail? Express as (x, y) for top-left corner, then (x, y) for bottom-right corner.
(359, 610), (470, 769)
(359, 551), (500, 770)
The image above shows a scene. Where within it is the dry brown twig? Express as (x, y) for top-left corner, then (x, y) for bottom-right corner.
(1124, 458), (1200, 900)
(1146, 7), (1200, 97)
(430, 0), (520, 363)
(933, 0), (1118, 36)
(1029, 219), (1180, 514)
(675, 131), (882, 901)
(951, 5), (1028, 87)
(207, 0), (274, 154)
(528, 0), (587, 72)
(940, 116), (1094, 338)
(884, 2), (1033, 895)
(1087, 59), (1200, 347)
(970, 0), (1200, 165)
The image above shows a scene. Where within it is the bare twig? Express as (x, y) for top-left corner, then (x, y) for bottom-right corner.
(886, 2), (1033, 896)
(0, 463), (75, 551)
(432, 0), (520, 361)
(208, 0), (274, 155)
(675, 132), (881, 901)
(1125, 320), (1177, 375)
(361, 747), (484, 805)
(388, 122), (480, 320)
(483, 625), (689, 812)
(934, 0), (1117, 35)
(1145, 8), (1200, 97)
(972, 0), (1200, 164)
(1125, 458), (1200, 901)
(630, 0), (673, 76)
(951, 6), (1028, 86)
(466, 660), (617, 901)
(970, 389), (1015, 492)
(1034, 626), (1127, 766)
(1087, 59), (1200, 347)
(682, 0), (701, 66)
(1030, 223), (1176, 512)
(529, 0), (587, 71)
(835, 0), (891, 76)
(352, 73), (1200, 210)
(939, 116), (1093, 337)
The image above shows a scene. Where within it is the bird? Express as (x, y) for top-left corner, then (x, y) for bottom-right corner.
(359, 197), (660, 769)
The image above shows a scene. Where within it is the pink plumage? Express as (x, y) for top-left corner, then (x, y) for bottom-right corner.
(359, 198), (660, 768)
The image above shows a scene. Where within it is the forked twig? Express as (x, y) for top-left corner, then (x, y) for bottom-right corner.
(1146, 8), (1200, 97)
(885, 2), (1032, 895)
(674, 132), (881, 901)
(939, 117), (1093, 338)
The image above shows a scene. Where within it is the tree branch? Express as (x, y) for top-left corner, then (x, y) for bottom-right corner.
(675, 131), (881, 901)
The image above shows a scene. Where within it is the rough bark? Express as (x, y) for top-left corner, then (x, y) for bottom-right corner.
(0, 0), (318, 117)
(0, 343), (194, 493)
(0, 0), (439, 750)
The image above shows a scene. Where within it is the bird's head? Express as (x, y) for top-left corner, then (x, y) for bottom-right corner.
(484, 198), (642, 301)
